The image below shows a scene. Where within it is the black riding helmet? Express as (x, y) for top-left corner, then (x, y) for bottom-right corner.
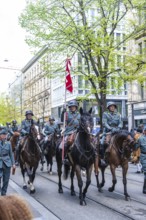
(49, 116), (55, 121)
(68, 100), (78, 108)
(25, 110), (34, 116)
(12, 120), (17, 124)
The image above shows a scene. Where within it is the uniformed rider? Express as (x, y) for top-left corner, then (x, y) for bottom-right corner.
(40, 116), (60, 164)
(60, 100), (80, 163)
(101, 101), (123, 163)
(43, 116), (60, 139)
(135, 126), (146, 194)
(15, 110), (36, 165)
(0, 129), (15, 195)
(8, 120), (19, 138)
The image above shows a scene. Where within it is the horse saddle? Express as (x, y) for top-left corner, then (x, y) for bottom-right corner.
(104, 133), (111, 145)
(67, 133), (76, 146)
(48, 134), (53, 142)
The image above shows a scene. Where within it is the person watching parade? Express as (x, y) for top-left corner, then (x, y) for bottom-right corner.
(135, 126), (146, 194)
(100, 101), (123, 164)
(0, 129), (15, 196)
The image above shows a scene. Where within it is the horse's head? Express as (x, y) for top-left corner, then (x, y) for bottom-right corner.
(29, 124), (39, 139)
(121, 131), (135, 158)
(79, 107), (93, 134)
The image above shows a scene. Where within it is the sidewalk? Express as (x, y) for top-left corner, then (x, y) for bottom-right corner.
(7, 179), (59, 220)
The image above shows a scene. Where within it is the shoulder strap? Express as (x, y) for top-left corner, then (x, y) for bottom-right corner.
(67, 113), (79, 127)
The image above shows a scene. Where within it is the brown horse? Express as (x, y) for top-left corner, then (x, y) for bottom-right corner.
(19, 123), (41, 193)
(10, 132), (20, 161)
(95, 130), (135, 201)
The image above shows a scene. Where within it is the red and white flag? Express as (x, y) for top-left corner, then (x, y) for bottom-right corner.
(65, 58), (73, 93)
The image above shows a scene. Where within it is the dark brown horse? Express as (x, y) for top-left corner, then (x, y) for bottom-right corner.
(95, 130), (135, 200)
(10, 131), (20, 161)
(56, 107), (95, 205)
(41, 132), (58, 173)
(19, 124), (41, 193)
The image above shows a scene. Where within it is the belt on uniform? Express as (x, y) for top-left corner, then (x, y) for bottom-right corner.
(0, 153), (9, 157)
(141, 152), (146, 154)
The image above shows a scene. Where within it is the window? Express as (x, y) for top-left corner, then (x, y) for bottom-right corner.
(78, 75), (83, 88)
(78, 53), (82, 71)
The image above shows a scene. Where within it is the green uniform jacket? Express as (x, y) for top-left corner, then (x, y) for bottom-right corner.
(135, 134), (146, 172)
(102, 110), (123, 133)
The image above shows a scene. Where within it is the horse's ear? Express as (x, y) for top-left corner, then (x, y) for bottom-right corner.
(79, 107), (83, 115)
(89, 107), (92, 114)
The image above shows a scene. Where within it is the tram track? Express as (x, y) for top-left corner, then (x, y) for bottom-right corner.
(10, 178), (61, 220)
(36, 171), (145, 220)
(10, 163), (146, 220)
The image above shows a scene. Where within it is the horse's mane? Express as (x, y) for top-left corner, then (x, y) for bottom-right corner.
(112, 130), (130, 144)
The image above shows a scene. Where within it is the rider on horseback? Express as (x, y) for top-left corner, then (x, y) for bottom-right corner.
(43, 116), (60, 139)
(8, 120), (19, 138)
(60, 100), (80, 164)
(40, 116), (60, 164)
(100, 101), (123, 165)
(15, 110), (36, 165)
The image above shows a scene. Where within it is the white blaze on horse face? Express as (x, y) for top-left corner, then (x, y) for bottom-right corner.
(35, 125), (40, 140)
(87, 126), (91, 133)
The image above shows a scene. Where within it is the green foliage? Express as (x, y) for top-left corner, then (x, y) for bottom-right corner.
(0, 94), (21, 125)
(19, 0), (146, 111)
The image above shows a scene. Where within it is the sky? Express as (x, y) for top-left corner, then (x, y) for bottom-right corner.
(0, 0), (32, 93)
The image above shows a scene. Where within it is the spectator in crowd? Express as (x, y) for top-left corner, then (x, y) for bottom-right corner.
(0, 195), (33, 220)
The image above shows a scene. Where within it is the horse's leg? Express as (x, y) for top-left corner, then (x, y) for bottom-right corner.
(99, 166), (106, 188)
(56, 150), (63, 193)
(49, 156), (53, 175)
(94, 156), (102, 192)
(70, 166), (75, 196)
(75, 165), (85, 205)
(122, 162), (130, 201)
(82, 165), (93, 201)
(20, 163), (27, 189)
(29, 167), (36, 194)
(108, 164), (117, 192)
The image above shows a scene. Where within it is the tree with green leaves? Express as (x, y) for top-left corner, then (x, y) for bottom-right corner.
(19, 0), (146, 123)
(0, 94), (21, 125)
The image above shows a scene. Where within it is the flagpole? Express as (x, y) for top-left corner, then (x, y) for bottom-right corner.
(62, 57), (72, 161)
(62, 77), (67, 161)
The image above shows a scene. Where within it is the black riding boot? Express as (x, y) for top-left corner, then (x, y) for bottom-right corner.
(143, 179), (146, 194)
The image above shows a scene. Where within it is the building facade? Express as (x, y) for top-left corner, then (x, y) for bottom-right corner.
(22, 46), (51, 125)
(127, 8), (146, 130)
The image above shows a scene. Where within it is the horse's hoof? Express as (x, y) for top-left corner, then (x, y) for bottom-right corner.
(80, 200), (86, 206)
(125, 195), (130, 201)
(58, 188), (63, 193)
(99, 183), (104, 188)
(40, 167), (43, 171)
(108, 187), (114, 192)
(23, 185), (27, 189)
(28, 181), (30, 185)
(98, 188), (103, 193)
(71, 191), (76, 196)
(30, 189), (36, 194)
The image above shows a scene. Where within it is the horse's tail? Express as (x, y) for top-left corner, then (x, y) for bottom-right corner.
(63, 164), (70, 180)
